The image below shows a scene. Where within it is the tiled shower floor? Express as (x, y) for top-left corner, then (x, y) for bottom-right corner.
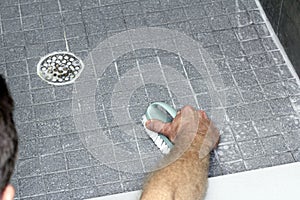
(1, 0), (300, 199)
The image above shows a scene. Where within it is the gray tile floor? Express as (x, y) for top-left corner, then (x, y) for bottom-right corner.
(1, 0), (300, 199)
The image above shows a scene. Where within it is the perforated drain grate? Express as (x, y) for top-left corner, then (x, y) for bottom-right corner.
(37, 52), (84, 85)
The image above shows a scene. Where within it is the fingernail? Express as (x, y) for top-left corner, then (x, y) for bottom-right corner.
(145, 120), (151, 128)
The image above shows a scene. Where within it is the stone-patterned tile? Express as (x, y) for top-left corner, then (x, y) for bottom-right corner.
(39, 136), (63, 155)
(261, 135), (289, 154)
(269, 152), (295, 166)
(229, 12), (251, 27)
(20, 2), (42, 17)
(208, 164), (223, 177)
(283, 79), (300, 95)
(190, 18), (211, 33)
(262, 82), (287, 99)
(14, 106), (35, 123)
(216, 143), (242, 162)
(204, 2), (226, 16)
(222, 42), (244, 58)
(166, 7), (187, 23)
(18, 138), (39, 159)
(218, 87), (243, 107)
(44, 171), (70, 192)
(94, 164), (120, 185)
(124, 14), (148, 29)
(11, 90), (32, 107)
(81, 0), (100, 9)
(100, 4), (123, 19)
(26, 43), (48, 58)
(119, 160), (145, 180)
(282, 130), (300, 151)
(204, 45), (224, 60)
(96, 183), (123, 197)
(227, 56), (251, 72)
(210, 15), (231, 31)
(210, 59), (231, 75)
(33, 100), (72, 120)
(16, 122), (39, 140)
(26, 57), (40, 73)
(226, 106), (250, 122)
(72, 186), (99, 199)
(244, 101), (273, 120)
(238, 139), (265, 159)
(40, 153), (66, 173)
(293, 149), (300, 162)
(61, 133), (85, 151)
(1, 5), (20, 19)
(43, 27), (65, 41)
(42, 13), (63, 28)
(220, 160), (246, 174)
(269, 98), (295, 115)
(212, 73), (236, 90)
(4, 32), (25, 47)
(190, 78), (209, 94)
(41, 0), (60, 14)
(2, 19), (22, 32)
(197, 93), (221, 109)
(256, 24), (270, 37)
(17, 157), (41, 178)
(236, 25), (259, 41)
(255, 67), (281, 84)
(254, 117), (281, 137)
(19, 176), (45, 197)
(122, 178), (144, 192)
(68, 167), (95, 188)
(107, 17), (127, 33)
(242, 39), (265, 55)
(213, 29), (238, 44)
(46, 191), (73, 200)
(232, 121), (258, 141)
(68, 36), (89, 52)
(63, 10), (83, 25)
(4, 46), (26, 62)
(261, 37), (278, 51)
(114, 142), (140, 162)
(244, 156), (272, 170)
(60, 0), (81, 11)
(184, 5), (207, 19)
(65, 23), (86, 38)
(233, 70), (258, 87)
(66, 149), (93, 169)
(219, 125), (235, 144)
(31, 87), (55, 104)
(24, 29), (44, 45)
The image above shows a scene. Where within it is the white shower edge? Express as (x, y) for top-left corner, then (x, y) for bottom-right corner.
(88, 162), (300, 200)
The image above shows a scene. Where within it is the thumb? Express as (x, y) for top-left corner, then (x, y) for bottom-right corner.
(145, 119), (171, 136)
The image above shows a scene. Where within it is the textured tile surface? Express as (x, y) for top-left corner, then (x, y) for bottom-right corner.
(1, 0), (299, 199)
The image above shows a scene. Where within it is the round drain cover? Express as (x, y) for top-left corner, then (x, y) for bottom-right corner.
(37, 51), (84, 85)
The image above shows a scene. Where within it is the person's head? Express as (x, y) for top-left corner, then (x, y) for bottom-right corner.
(0, 75), (18, 200)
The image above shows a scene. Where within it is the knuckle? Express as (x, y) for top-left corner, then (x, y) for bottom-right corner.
(182, 105), (194, 112)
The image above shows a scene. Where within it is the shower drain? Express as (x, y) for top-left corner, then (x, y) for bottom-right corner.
(37, 52), (84, 85)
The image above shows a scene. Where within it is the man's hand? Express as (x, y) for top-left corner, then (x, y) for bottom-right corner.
(145, 105), (219, 151)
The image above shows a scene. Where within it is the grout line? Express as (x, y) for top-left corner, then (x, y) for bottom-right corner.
(157, 54), (176, 108)
(57, 0), (70, 52)
(0, 13), (3, 35)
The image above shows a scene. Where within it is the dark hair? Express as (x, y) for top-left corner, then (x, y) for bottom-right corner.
(0, 75), (18, 194)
